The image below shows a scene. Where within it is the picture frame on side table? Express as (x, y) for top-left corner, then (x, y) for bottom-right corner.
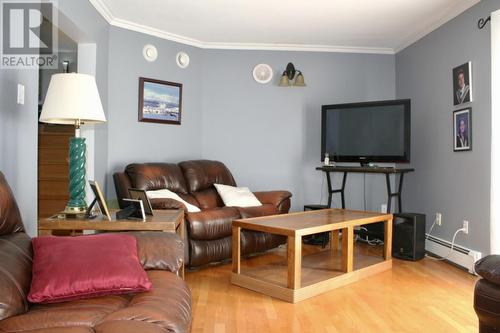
(452, 62), (472, 105)
(88, 181), (112, 220)
(122, 199), (146, 221)
(453, 108), (472, 152)
(128, 188), (154, 215)
(138, 77), (182, 125)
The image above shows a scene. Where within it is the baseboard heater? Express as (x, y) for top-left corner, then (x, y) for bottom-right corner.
(425, 234), (482, 274)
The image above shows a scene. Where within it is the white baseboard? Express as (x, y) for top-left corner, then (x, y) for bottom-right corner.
(425, 235), (482, 274)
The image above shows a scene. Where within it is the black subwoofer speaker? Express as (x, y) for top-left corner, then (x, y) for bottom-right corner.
(392, 213), (425, 261)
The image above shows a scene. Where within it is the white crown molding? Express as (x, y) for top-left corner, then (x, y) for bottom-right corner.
(87, 0), (395, 54)
(111, 15), (395, 54)
(200, 41), (394, 54)
(88, 0), (476, 55)
(111, 17), (204, 48)
(394, 0), (481, 53)
(87, 0), (114, 24)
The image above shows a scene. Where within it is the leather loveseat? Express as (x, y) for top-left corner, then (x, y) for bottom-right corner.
(0, 171), (192, 333)
(474, 255), (500, 332)
(114, 160), (292, 268)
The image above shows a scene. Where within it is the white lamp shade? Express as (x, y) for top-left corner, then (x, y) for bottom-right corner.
(39, 73), (106, 125)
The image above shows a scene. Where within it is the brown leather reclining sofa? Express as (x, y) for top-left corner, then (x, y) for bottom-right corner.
(114, 160), (292, 268)
(0, 172), (192, 333)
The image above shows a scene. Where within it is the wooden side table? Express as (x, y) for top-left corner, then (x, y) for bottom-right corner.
(38, 209), (185, 277)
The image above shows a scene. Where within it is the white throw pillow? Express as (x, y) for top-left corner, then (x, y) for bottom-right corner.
(213, 184), (262, 207)
(146, 189), (201, 213)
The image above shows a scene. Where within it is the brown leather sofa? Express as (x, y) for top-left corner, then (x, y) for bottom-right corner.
(0, 172), (192, 333)
(474, 255), (500, 332)
(114, 160), (292, 268)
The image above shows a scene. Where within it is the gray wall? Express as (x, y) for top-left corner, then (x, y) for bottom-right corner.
(0, 69), (39, 236)
(201, 50), (396, 211)
(396, 0), (499, 255)
(106, 27), (204, 197)
(101, 29), (396, 211)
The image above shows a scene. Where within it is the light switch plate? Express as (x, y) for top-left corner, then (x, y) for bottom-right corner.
(17, 84), (25, 105)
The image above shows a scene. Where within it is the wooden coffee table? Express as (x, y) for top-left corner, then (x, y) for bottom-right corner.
(231, 208), (393, 303)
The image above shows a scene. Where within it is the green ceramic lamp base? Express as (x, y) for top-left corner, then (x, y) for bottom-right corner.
(66, 136), (87, 212)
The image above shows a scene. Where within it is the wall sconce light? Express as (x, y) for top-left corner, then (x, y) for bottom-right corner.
(279, 62), (306, 87)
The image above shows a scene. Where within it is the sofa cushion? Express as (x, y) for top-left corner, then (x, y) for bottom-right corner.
(95, 320), (167, 333)
(179, 160), (236, 193)
(214, 184), (262, 207)
(28, 234), (151, 304)
(98, 270), (192, 333)
(191, 188), (224, 210)
(0, 294), (130, 332)
(186, 207), (240, 240)
(0, 232), (32, 320)
(125, 163), (188, 194)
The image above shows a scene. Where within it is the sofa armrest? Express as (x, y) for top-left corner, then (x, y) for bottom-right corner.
(127, 232), (184, 275)
(253, 191), (292, 214)
(475, 255), (500, 286)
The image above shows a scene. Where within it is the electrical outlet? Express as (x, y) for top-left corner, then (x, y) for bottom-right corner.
(436, 212), (442, 226)
(463, 220), (469, 234)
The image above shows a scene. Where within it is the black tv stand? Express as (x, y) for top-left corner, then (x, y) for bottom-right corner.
(315, 165), (414, 213)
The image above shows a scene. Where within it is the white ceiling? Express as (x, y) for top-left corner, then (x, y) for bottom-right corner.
(89, 0), (480, 54)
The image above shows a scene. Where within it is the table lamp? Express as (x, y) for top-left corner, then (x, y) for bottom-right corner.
(39, 73), (106, 214)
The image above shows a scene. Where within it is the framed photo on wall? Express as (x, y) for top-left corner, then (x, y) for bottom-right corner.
(452, 62), (472, 105)
(138, 77), (182, 125)
(453, 108), (472, 152)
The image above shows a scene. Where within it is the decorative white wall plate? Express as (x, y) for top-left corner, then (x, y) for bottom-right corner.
(176, 51), (190, 68)
(252, 64), (273, 84)
(143, 44), (158, 62)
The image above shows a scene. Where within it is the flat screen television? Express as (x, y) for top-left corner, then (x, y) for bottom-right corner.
(321, 99), (411, 165)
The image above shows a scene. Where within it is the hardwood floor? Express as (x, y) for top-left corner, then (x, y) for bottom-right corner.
(185, 243), (478, 333)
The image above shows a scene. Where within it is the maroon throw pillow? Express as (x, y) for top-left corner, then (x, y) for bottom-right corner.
(28, 234), (152, 304)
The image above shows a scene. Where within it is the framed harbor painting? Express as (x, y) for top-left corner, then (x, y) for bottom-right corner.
(138, 77), (182, 125)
